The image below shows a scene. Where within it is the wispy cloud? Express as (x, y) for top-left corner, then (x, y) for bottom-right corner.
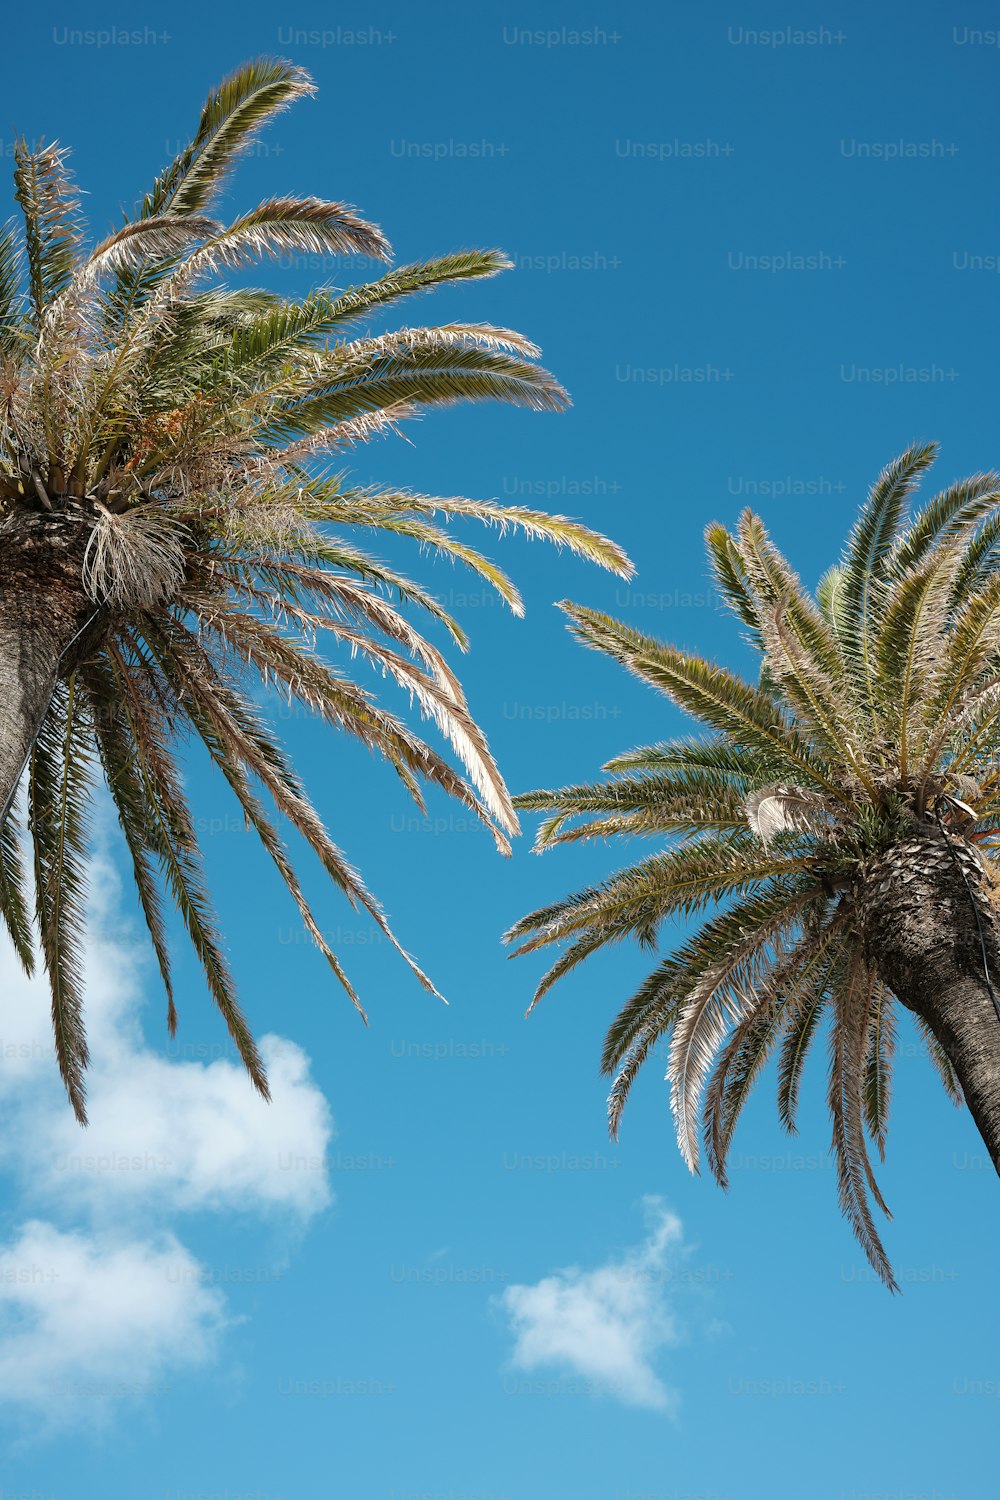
(497, 1197), (698, 1412)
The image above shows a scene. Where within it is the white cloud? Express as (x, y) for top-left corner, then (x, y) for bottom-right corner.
(0, 834), (334, 1430)
(497, 1197), (695, 1413)
(39, 1032), (332, 1220)
(0, 1222), (228, 1432)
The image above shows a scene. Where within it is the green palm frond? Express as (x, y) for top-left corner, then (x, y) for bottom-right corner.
(888, 471), (1000, 577)
(180, 196), (392, 277)
(815, 564), (847, 634)
(257, 340), (571, 441)
(84, 656), (175, 1029)
(774, 915), (847, 1132)
(736, 509), (844, 680)
(827, 946), (896, 1290)
(0, 220), (27, 358)
(864, 984), (896, 1159)
(396, 496), (632, 579)
(0, 804), (34, 976)
(596, 883), (809, 1084)
(705, 520), (762, 639)
(951, 511), (1000, 601)
(322, 250), (513, 329)
(12, 141), (81, 326)
(873, 543), (963, 778)
(307, 489), (632, 594)
(603, 735), (767, 779)
(141, 57), (315, 219)
(507, 838), (816, 960)
(704, 995), (788, 1188)
(513, 769), (748, 850)
(105, 635), (269, 1094)
(604, 880), (824, 1141)
(837, 442), (938, 707)
(732, 511), (865, 777)
(29, 678), (92, 1123)
(560, 602), (844, 798)
(666, 881), (825, 1172)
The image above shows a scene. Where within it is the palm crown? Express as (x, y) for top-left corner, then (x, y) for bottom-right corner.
(0, 58), (630, 1123)
(507, 443), (1000, 1289)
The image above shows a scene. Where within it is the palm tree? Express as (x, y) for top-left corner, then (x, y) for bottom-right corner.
(0, 57), (631, 1124)
(507, 443), (1000, 1289)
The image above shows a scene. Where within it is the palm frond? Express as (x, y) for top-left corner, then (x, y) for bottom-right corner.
(392, 495), (632, 580)
(559, 603), (845, 799)
(141, 57), (316, 218)
(837, 441), (938, 707)
(257, 341), (570, 439)
(667, 884), (822, 1171)
(29, 678), (92, 1123)
(864, 985), (896, 1159)
(815, 564), (847, 634)
(704, 995), (788, 1187)
(705, 521), (762, 639)
(603, 735), (767, 779)
(141, 614), (447, 1000)
(81, 215), (219, 284)
(515, 770), (747, 850)
(771, 913), (850, 1132)
(888, 472), (1000, 576)
(180, 697), (369, 1020)
(0, 806), (35, 976)
(950, 512), (1000, 602)
(322, 250), (513, 327)
(597, 881), (822, 1137)
(737, 509), (844, 678)
(0, 219), (27, 359)
(191, 197), (391, 272)
(873, 543), (963, 777)
(13, 140), (81, 326)
(82, 656), (175, 1029)
(506, 838), (816, 958)
(827, 945), (897, 1290)
(106, 637), (269, 1096)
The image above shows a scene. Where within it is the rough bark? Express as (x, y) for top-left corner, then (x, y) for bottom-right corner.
(0, 504), (105, 819)
(860, 828), (1000, 1174)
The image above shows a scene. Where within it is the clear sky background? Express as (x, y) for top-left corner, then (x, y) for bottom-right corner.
(0, 3), (998, 1497)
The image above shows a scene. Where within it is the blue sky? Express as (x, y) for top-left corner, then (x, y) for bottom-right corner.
(1, 2), (999, 1497)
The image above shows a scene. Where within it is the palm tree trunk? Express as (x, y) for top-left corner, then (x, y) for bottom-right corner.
(861, 829), (1000, 1173)
(0, 611), (67, 819)
(0, 507), (100, 818)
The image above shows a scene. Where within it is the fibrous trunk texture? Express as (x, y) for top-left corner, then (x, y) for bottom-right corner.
(0, 506), (102, 818)
(861, 829), (1000, 1173)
